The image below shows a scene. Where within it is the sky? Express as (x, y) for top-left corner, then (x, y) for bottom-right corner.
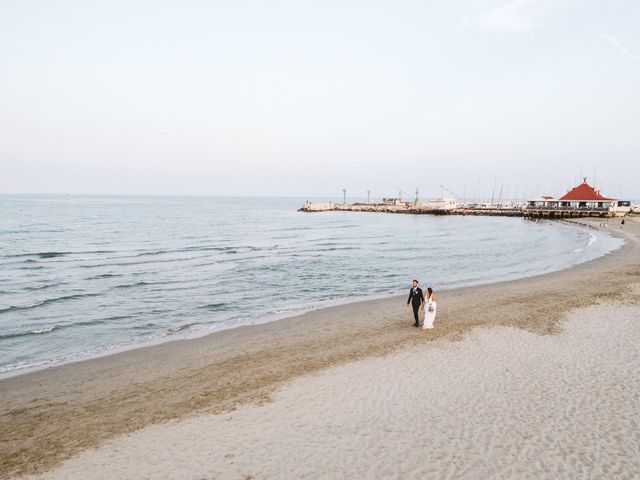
(1, 0), (639, 200)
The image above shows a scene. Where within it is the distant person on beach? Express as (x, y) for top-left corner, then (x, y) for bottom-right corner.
(406, 279), (424, 327)
(422, 287), (437, 329)
(621, 219), (625, 229)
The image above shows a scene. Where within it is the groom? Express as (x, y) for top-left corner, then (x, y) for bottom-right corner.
(406, 279), (424, 327)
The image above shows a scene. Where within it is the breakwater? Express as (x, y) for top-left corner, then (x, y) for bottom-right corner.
(299, 202), (524, 217)
(299, 202), (626, 218)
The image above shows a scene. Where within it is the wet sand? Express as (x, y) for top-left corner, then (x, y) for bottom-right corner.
(1, 218), (639, 479)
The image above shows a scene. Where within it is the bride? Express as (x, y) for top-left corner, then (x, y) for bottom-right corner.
(422, 287), (437, 329)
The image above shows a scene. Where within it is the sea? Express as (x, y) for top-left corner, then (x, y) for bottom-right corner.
(0, 195), (625, 376)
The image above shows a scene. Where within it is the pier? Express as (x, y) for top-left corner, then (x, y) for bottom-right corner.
(298, 202), (525, 217)
(300, 179), (632, 219)
(298, 202), (627, 218)
(523, 207), (617, 219)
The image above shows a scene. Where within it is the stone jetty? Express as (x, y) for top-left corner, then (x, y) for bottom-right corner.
(298, 202), (524, 217)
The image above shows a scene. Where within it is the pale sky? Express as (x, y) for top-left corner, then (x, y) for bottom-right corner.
(1, 0), (639, 200)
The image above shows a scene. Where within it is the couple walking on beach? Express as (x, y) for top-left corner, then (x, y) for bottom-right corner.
(407, 279), (437, 329)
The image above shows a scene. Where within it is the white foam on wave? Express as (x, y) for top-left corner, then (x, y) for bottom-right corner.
(30, 326), (56, 334)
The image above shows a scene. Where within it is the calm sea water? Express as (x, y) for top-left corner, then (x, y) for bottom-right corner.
(0, 195), (624, 376)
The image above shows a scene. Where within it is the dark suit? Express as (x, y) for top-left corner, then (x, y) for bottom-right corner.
(407, 287), (424, 325)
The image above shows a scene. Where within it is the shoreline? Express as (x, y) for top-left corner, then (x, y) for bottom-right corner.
(0, 218), (623, 381)
(1, 218), (639, 479)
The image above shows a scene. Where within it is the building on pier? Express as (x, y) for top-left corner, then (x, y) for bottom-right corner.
(526, 195), (556, 208)
(419, 198), (458, 211)
(525, 179), (630, 218)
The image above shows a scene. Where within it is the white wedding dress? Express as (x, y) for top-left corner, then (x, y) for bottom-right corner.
(422, 295), (437, 329)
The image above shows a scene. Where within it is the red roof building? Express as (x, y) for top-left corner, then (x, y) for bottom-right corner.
(559, 179), (616, 202)
(526, 178), (629, 217)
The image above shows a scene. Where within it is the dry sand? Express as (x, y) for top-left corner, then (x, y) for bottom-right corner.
(2, 217), (639, 479)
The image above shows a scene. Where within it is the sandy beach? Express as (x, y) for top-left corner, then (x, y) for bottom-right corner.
(2, 218), (639, 479)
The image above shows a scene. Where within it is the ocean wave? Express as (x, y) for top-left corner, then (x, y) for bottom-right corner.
(132, 322), (159, 330)
(69, 316), (128, 327)
(133, 249), (172, 257)
(7, 249), (207, 265)
(200, 302), (229, 311)
(86, 273), (124, 280)
(124, 245), (252, 258)
(331, 224), (358, 229)
(14, 251), (70, 259)
(38, 251), (69, 258)
(0, 251), (120, 268)
(8, 246), (261, 268)
(164, 323), (197, 335)
(3, 250), (114, 260)
(77, 255), (213, 269)
(170, 260), (239, 272)
(313, 246), (361, 251)
(0, 315), (130, 341)
(0, 325), (59, 339)
(135, 245), (244, 255)
(113, 281), (151, 289)
(0, 293), (100, 315)
(24, 282), (65, 291)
